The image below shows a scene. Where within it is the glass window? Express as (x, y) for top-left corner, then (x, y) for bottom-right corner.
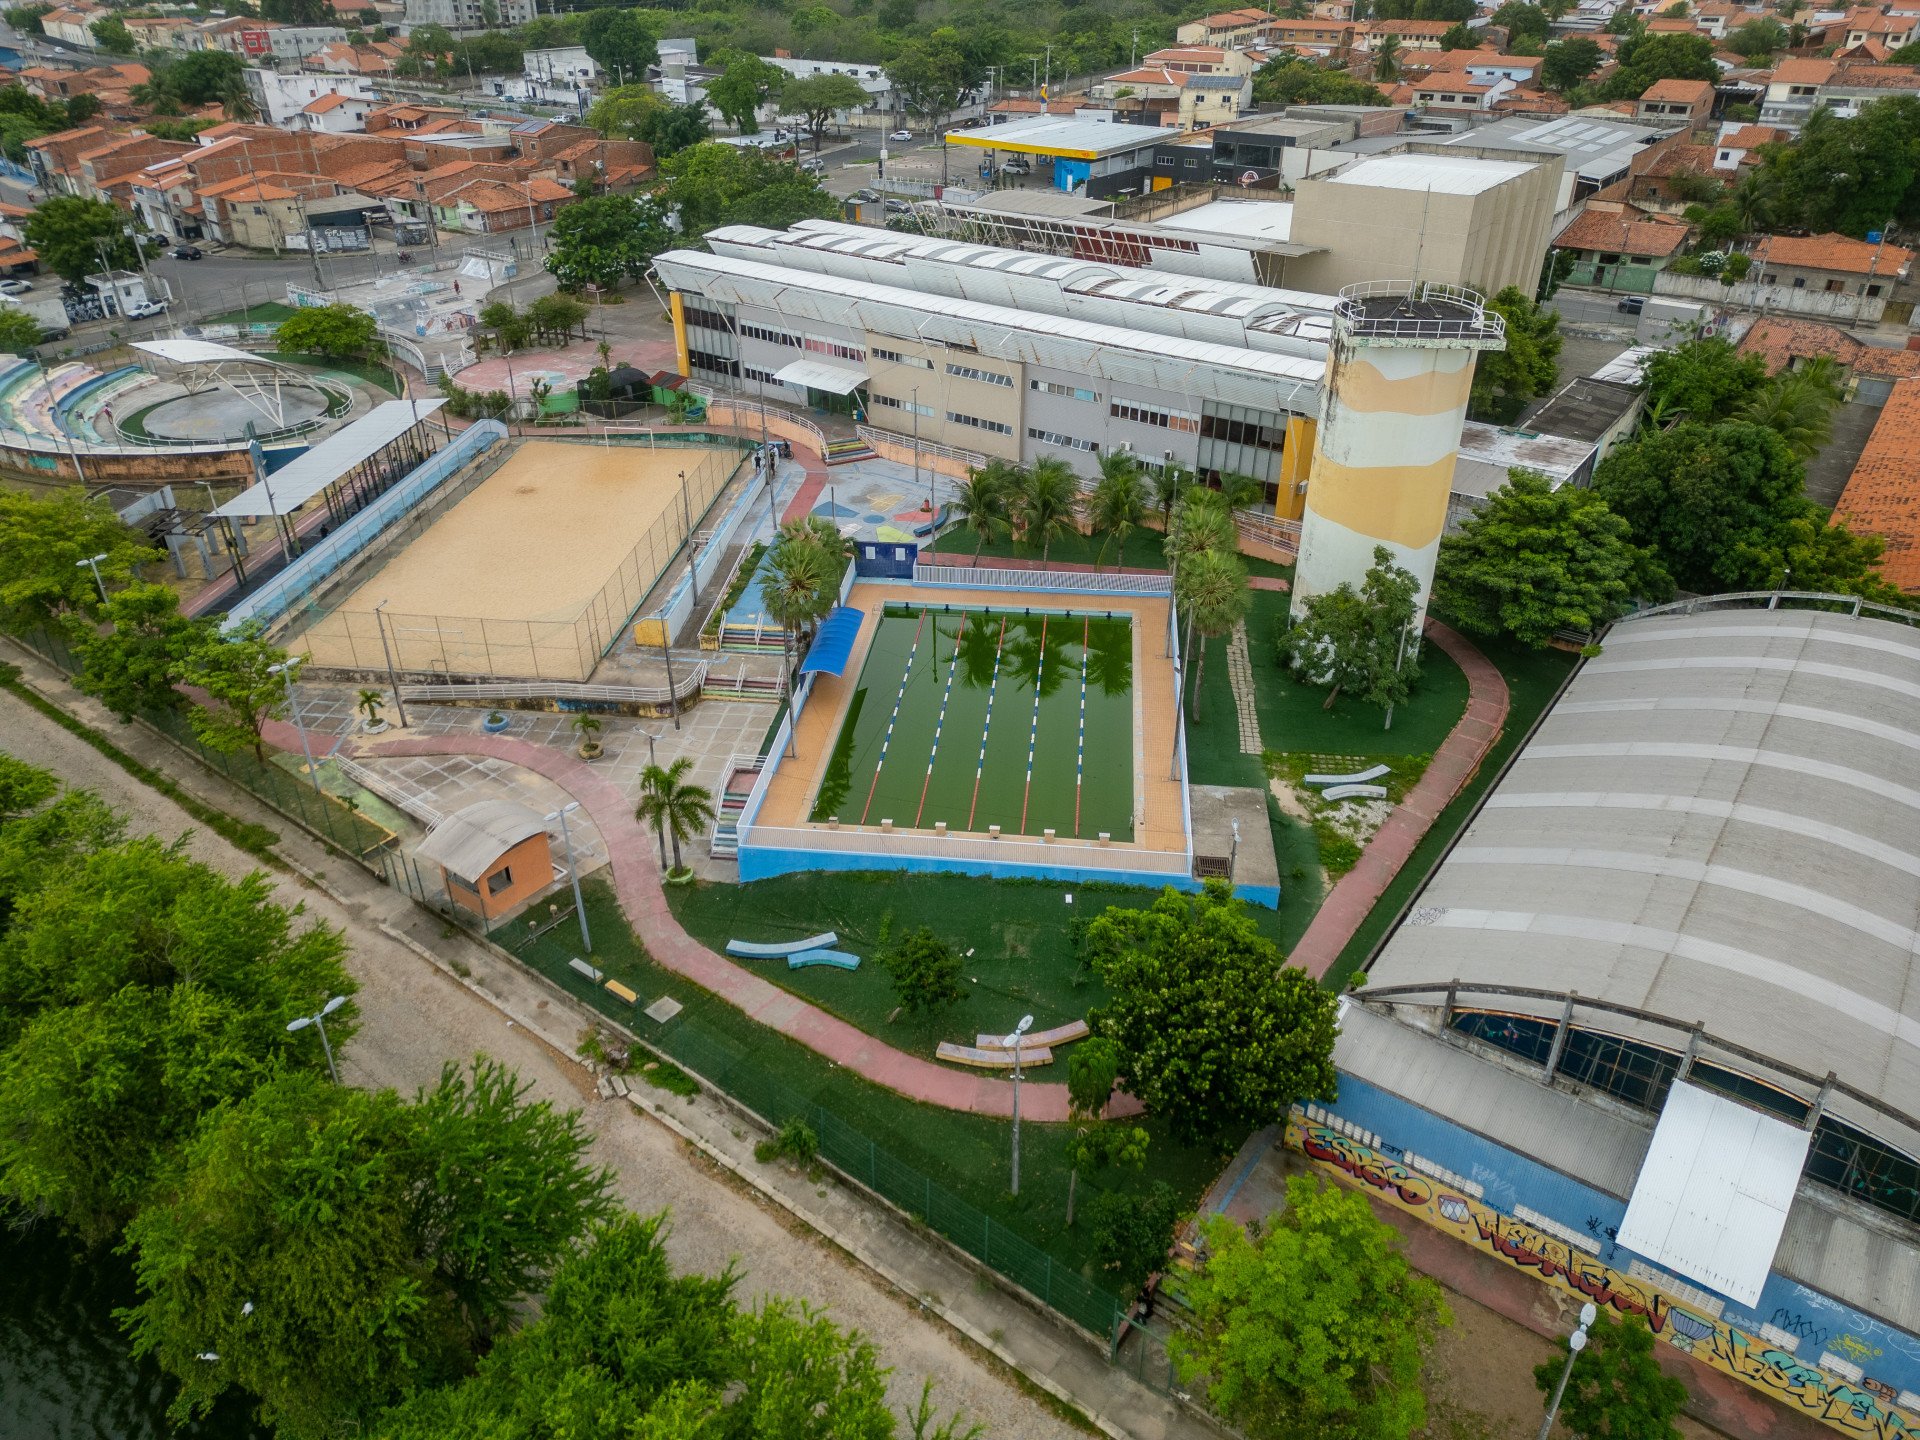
(486, 867), (514, 896)
(1808, 1118), (1920, 1223)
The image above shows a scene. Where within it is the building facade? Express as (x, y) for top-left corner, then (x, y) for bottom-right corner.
(402, 0), (535, 28)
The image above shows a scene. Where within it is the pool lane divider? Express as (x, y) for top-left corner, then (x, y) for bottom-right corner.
(1075, 614), (1089, 836)
(858, 607), (928, 826)
(1019, 613), (1050, 834)
(966, 615), (1009, 832)
(914, 610), (969, 829)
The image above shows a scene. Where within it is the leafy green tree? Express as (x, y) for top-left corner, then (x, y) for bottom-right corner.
(1591, 420), (1806, 592)
(0, 303), (41, 354)
(585, 82), (668, 139)
(1439, 22), (1477, 48)
(274, 303), (379, 360)
(580, 7), (658, 81)
(1729, 510), (1910, 603)
(0, 487), (158, 633)
(1759, 98), (1920, 236)
(1253, 55), (1389, 106)
(172, 620), (289, 762)
(1087, 452), (1146, 569)
(1434, 470), (1667, 648)
(0, 762), (123, 928)
(1176, 546), (1250, 722)
(882, 925), (968, 1022)
(1174, 1177), (1451, 1440)
(89, 14), (134, 52)
(886, 34), (968, 128)
(4, 5), (52, 35)
(1725, 17), (1788, 57)
(1064, 1035), (1147, 1225)
(1087, 881), (1338, 1146)
(1738, 356), (1843, 458)
(635, 756), (715, 873)
(263, 0), (329, 21)
(1598, 31), (1717, 100)
(663, 142), (838, 235)
(636, 100), (713, 158)
(1012, 457), (1079, 562)
(707, 50), (783, 133)
(161, 50), (247, 107)
(1543, 36), (1605, 90)
(1281, 545), (1423, 714)
(0, 752), (56, 820)
(0, 840), (354, 1240)
(1491, 0), (1550, 42)
(22, 195), (145, 284)
(125, 1061), (614, 1436)
(72, 581), (210, 721)
(1639, 335), (1767, 424)
(1086, 1182), (1180, 1297)
(1471, 285), (1561, 423)
(779, 72), (870, 150)
(1534, 1312), (1688, 1440)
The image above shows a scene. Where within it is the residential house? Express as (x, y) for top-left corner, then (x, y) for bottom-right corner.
(1553, 198), (1692, 288)
(1833, 378), (1920, 592)
(18, 62), (147, 105)
(1092, 65), (1251, 127)
(1244, 17), (1357, 55)
(364, 102), (469, 133)
(1615, 141), (1719, 210)
(542, 137), (654, 192)
(123, 16), (189, 48)
(1739, 314), (1920, 395)
(1175, 8), (1277, 46)
(305, 41), (399, 77)
(201, 16), (281, 60)
(39, 5), (105, 48)
(1748, 230), (1913, 300)
(244, 69), (378, 128)
(23, 124), (115, 195)
(302, 90), (377, 133)
(403, 0), (536, 28)
(72, 132), (194, 205)
(1761, 57), (1920, 131)
(440, 175), (573, 234)
(1139, 45), (1259, 76)
(1403, 70), (1514, 112)
(1636, 76), (1715, 125)
(1691, 1), (1745, 38)
(1841, 5), (1920, 52)
(1712, 121), (1788, 169)
(1463, 53), (1548, 86)
(1362, 18), (1456, 50)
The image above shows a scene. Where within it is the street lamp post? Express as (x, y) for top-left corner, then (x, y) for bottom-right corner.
(1536, 1303), (1599, 1440)
(678, 469), (700, 608)
(75, 551), (108, 603)
(287, 994), (348, 1083)
(1004, 1013), (1034, 1195)
(373, 599), (408, 728)
(268, 657), (322, 795)
(546, 801), (592, 953)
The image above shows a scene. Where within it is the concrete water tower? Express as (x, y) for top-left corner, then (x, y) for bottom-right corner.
(1290, 281), (1507, 627)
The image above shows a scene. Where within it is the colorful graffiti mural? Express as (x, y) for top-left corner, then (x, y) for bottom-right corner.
(1287, 1117), (1920, 1440)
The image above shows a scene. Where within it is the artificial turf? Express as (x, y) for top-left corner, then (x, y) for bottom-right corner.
(935, 520), (1293, 580)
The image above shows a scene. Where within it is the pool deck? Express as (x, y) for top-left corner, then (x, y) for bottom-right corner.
(754, 581), (1186, 862)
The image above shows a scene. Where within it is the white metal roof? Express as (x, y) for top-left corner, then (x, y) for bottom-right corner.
(1324, 153), (1535, 195)
(1617, 1082), (1811, 1307)
(415, 799), (547, 883)
(951, 116), (1181, 156)
(134, 337), (268, 365)
(774, 358), (867, 394)
(1158, 199), (1296, 242)
(215, 399), (446, 517)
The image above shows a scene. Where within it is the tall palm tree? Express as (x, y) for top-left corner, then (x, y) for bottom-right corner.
(954, 462), (1014, 561)
(1167, 497), (1236, 570)
(1739, 358), (1843, 458)
(1013, 459), (1079, 564)
(636, 757), (714, 872)
(1176, 548), (1251, 722)
(760, 535), (835, 687)
(1087, 453), (1147, 570)
(1215, 472), (1265, 512)
(1150, 464), (1190, 533)
(1373, 35), (1402, 81)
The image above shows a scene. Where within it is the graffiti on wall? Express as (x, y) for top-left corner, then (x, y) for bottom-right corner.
(1287, 1118), (1920, 1440)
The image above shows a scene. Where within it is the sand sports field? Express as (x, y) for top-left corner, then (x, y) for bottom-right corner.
(298, 439), (734, 679)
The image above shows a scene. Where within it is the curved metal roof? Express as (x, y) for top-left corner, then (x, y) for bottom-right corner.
(1369, 606), (1920, 1134)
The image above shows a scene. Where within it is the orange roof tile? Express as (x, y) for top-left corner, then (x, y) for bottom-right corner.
(1835, 377), (1920, 591)
(1556, 202), (1692, 257)
(1752, 231), (1914, 276)
(1737, 316), (1920, 379)
(1719, 123), (1789, 149)
(1641, 77), (1715, 103)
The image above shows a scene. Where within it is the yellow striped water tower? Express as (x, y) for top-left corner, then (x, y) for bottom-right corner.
(1290, 281), (1507, 627)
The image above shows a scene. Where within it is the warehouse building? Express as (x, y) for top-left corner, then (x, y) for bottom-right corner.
(1295, 603), (1920, 1440)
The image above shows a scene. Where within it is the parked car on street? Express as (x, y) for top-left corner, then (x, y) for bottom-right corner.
(884, 197), (913, 213)
(799, 157), (826, 173)
(890, 129), (913, 141)
(169, 244), (203, 260)
(0, 279), (30, 295)
(125, 299), (168, 319)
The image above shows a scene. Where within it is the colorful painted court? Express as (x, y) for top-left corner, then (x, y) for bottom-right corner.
(810, 604), (1135, 842)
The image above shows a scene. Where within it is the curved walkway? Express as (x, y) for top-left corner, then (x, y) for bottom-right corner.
(1289, 619), (1510, 979)
(337, 727), (1138, 1123)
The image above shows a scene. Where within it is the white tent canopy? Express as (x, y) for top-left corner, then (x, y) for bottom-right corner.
(215, 400), (446, 518)
(133, 338), (265, 365)
(773, 358), (867, 395)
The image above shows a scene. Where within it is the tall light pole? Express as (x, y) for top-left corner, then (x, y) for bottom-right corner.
(373, 599), (408, 728)
(268, 656), (322, 795)
(678, 468), (700, 608)
(546, 801), (591, 952)
(287, 994), (348, 1083)
(1537, 1303), (1599, 1440)
(75, 551), (108, 603)
(1004, 1013), (1034, 1195)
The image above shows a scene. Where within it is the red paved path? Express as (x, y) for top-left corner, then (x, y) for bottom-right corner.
(1289, 619), (1509, 979)
(335, 726), (1139, 1122)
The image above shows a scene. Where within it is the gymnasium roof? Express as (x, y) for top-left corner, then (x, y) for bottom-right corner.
(1368, 605), (1920, 1128)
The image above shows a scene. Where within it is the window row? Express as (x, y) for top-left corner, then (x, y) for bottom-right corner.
(740, 321), (800, 348)
(805, 335), (865, 362)
(1201, 411), (1286, 451)
(743, 365), (779, 385)
(1111, 400), (1200, 433)
(949, 410), (1013, 435)
(873, 346), (933, 369)
(947, 363), (1013, 387)
(684, 304), (731, 332)
(1028, 426), (1099, 453)
(1031, 379), (1099, 402)
(873, 393), (935, 418)
(687, 349), (739, 378)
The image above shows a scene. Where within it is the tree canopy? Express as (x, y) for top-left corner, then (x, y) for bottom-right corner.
(0, 487), (158, 634)
(663, 142), (839, 235)
(21, 194), (146, 284)
(780, 72), (870, 146)
(1086, 881), (1338, 1146)
(1279, 546), (1423, 715)
(1174, 1176), (1451, 1440)
(545, 192), (671, 292)
(706, 50), (784, 133)
(1533, 1312), (1688, 1440)
(1470, 285), (1561, 424)
(1252, 55), (1389, 107)
(1434, 470), (1668, 647)
(1756, 97), (1920, 237)
(274, 303), (379, 360)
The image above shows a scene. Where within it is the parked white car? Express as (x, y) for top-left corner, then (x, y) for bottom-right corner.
(889, 129), (913, 142)
(125, 299), (168, 319)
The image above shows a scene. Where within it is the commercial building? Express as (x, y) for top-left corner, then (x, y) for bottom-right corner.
(1435, 114), (1679, 214)
(244, 69), (377, 128)
(1297, 603), (1920, 1440)
(945, 117), (1181, 198)
(402, 0), (534, 29)
(653, 219), (1332, 499)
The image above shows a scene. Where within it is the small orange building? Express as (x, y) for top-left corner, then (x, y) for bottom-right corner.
(415, 800), (555, 925)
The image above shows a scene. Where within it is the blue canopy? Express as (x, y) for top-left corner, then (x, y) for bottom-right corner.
(799, 606), (865, 678)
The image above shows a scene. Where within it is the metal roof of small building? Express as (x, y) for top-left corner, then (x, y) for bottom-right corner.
(949, 116), (1181, 157)
(416, 800), (547, 883)
(1368, 606), (1920, 1142)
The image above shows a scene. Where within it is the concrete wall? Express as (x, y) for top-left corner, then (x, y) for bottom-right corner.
(1653, 270), (1887, 323)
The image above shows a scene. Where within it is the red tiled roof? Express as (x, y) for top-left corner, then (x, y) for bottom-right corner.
(1641, 77), (1714, 103)
(1834, 377), (1920, 591)
(1738, 316), (1920, 380)
(1555, 202), (1692, 257)
(1751, 231), (1914, 276)
(1719, 123), (1789, 149)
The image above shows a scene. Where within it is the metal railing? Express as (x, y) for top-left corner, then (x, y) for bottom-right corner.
(1335, 279), (1506, 345)
(916, 564), (1173, 595)
(1625, 590), (1918, 627)
(1231, 506), (1301, 551)
(688, 387), (830, 454)
(399, 670), (708, 707)
(856, 424), (990, 472)
(740, 821), (1186, 873)
(332, 754), (446, 829)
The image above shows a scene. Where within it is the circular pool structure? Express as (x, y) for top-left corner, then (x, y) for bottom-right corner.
(133, 381), (338, 443)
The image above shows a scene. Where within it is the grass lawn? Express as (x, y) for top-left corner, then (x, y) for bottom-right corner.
(257, 351), (402, 394)
(522, 877), (1238, 1298)
(666, 869), (1291, 1052)
(205, 302), (298, 326)
(1320, 629), (1578, 990)
(934, 520), (1293, 581)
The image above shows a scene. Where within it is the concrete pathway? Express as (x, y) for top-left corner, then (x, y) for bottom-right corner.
(1225, 621), (1261, 756)
(1287, 619), (1509, 979)
(339, 726), (1140, 1123)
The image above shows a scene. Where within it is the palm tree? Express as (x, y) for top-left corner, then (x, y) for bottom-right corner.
(1215, 472), (1265, 512)
(1150, 464), (1190, 533)
(954, 462), (1014, 560)
(1373, 35), (1402, 81)
(636, 757), (714, 872)
(1727, 170), (1775, 234)
(1176, 548), (1251, 722)
(1739, 358), (1843, 458)
(1087, 453), (1147, 569)
(760, 535), (835, 687)
(221, 83), (257, 122)
(1012, 458), (1080, 563)
(1167, 496), (1236, 570)
(356, 688), (386, 731)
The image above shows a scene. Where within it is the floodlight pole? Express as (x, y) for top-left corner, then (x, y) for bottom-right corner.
(1005, 1014), (1034, 1195)
(373, 599), (408, 728)
(679, 469), (699, 608)
(287, 995), (347, 1084)
(269, 657), (322, 795)
(547, 802), (591, 952)
(659, 627), (680, 730)
(1537, 1303), (1599, 1440)
(75, 552), (108, 604)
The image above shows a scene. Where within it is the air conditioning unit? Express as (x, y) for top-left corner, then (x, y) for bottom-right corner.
(1164, 449), (1175, 461)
